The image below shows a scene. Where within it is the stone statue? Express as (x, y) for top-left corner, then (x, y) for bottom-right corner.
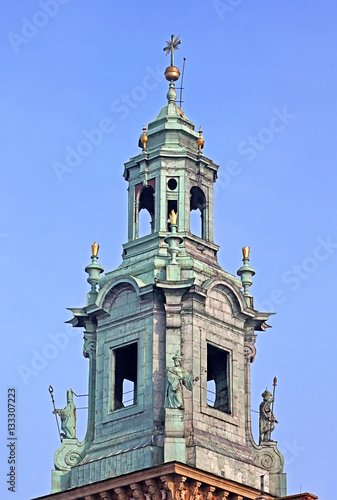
(165, 352), (198, 409)
(54, 389), (76, 439)
(259, 389), (278, 444)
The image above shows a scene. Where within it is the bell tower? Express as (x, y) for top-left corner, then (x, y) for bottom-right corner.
(35, 36), (320, 500)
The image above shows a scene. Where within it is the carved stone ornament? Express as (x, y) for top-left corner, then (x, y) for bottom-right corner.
(202, 486), (215, 500)
(83, 338), (96, 358)
(189, 482), (202, 500)
(244, 343), (256, 363)
(160, 475), (175, 500)
(145, 479), (161, 500)
(215, 492), (229, 500)
(114, 486), (128, 500)
(130, 483), (145, 500)
(174, 476), (187, 500)
(255, 441), (284, 474)
(49, 468), (287, 500)
(100, 492), (113, 500)
(244, 334), (257, 363)
(54, 438), (83, 472)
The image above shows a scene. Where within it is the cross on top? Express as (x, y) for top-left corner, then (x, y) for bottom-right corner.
(163, 34), (182, 67)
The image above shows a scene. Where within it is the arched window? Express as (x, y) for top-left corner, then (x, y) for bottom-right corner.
(138, 185), (155, 238)
(190, 186), (206, 239)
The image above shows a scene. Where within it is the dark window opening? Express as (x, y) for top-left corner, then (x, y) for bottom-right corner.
(190, 186), (206, 239)
(114, 343), (137, 409)
(138, 186), (155, 237)
(167, 199), (178, 230)
(207, 344), (230, 414)
(168, 178), (178, 190)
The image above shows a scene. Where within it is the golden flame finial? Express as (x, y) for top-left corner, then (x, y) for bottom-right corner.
(141, 124), (148, 150)
(196, 126), (204, 153)
(169, 210), (178, 225)
(92, 241), (99, 257)
(242, 246), (250, 259)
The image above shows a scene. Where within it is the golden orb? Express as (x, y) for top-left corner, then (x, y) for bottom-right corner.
(164, 66), (180, 82)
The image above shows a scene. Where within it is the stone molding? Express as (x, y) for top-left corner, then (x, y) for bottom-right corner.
(36, 463), (275, 500)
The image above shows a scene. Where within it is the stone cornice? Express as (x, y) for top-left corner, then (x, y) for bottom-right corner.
(33, 462), (275, 500)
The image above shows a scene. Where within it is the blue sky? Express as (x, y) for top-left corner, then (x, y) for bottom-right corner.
(1, 1), (337, 499)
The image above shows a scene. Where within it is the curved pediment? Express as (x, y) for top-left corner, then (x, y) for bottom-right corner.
(202, 277), (247, 317)
(96, 275), (145, 314)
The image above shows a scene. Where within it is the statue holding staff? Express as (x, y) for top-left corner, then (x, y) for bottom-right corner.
(54, 388), (76, 439)
(259, 389), (278, 444)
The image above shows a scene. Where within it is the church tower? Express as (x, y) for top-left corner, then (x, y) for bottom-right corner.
(35, 37), (318, 500)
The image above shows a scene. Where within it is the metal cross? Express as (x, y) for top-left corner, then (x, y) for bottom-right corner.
(163, 34), (182, 67)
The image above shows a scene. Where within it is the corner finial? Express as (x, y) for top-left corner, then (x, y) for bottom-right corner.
(85, 242), (104, 305)
(237, 245), (255, 306)
(197, 126), (204, 153)
(140, 124), (148, 150)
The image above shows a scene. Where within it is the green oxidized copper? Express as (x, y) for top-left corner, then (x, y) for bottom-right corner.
(237, 246), (255, 304)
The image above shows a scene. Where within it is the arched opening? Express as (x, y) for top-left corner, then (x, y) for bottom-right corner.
(190, 186), (206, 239)
(138, 186), (155, 238)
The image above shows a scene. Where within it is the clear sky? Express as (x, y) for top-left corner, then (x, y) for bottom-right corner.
(1, 1), (336, 499)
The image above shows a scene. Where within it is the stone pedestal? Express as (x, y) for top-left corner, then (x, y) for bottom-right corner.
(52, 437), (83, 492)
(164, 408), (186, 463)
(166, 263), (181, 281)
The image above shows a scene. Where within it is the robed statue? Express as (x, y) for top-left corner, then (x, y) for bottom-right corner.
(259, 389), (278, 444)
(165, 352), (198, 409)
(54, 388), (76, 439)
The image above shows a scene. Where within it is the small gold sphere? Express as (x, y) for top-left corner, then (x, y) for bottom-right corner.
(164, 66), (180, 82)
